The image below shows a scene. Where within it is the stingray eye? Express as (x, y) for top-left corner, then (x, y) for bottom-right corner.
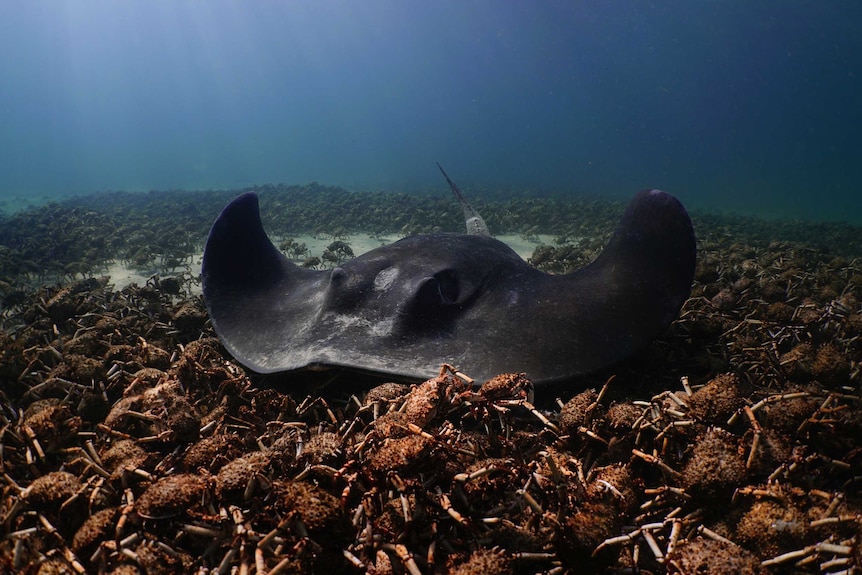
(329, 266), (357, 292)
(398, 270), (463, 335)
(434, 269), (459, 305)
(325, 266), (369, 311)
(412, 270), (460, 314)
(330, 266), (349, 284)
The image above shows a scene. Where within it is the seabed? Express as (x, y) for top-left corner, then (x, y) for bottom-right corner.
(1, 184), (861, 574)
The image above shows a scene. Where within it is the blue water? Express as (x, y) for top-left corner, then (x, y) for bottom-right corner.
(1, 1), (861, 221)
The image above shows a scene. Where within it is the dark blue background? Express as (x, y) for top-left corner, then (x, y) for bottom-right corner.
(2, 1), (860, 221)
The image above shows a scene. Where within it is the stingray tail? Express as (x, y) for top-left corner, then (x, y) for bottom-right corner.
(436, 162), (490, 236)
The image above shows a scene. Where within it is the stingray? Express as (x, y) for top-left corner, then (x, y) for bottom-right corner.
(201, 174), (696, 384)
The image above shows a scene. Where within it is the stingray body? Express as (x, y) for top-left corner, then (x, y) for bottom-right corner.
(202, 187), (695, 384)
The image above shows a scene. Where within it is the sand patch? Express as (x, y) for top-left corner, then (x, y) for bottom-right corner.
(103, 234), (557, 291)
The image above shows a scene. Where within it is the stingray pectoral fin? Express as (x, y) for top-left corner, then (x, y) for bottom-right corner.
(596, 189), (696, 316)
(202, 192), (287, 289)
(202, 192), (325, 373)
(534, 189), (696, 375)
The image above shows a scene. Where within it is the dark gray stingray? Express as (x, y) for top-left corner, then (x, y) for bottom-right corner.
(202, 188), (695, 384)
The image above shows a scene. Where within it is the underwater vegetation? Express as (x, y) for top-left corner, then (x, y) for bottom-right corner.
(0, 184), (861, 573)
(2, 183), (862, 304)
(0, 190), (861, 572)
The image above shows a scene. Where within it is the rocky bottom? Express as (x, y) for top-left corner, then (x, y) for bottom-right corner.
(1, 225), (861, 575)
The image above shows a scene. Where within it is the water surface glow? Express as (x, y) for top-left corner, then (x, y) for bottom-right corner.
(1, 1), (860, 221)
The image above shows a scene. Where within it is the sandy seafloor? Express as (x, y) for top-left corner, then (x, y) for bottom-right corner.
(1, 184), (861, 575)
(101, 233), (555, 294)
